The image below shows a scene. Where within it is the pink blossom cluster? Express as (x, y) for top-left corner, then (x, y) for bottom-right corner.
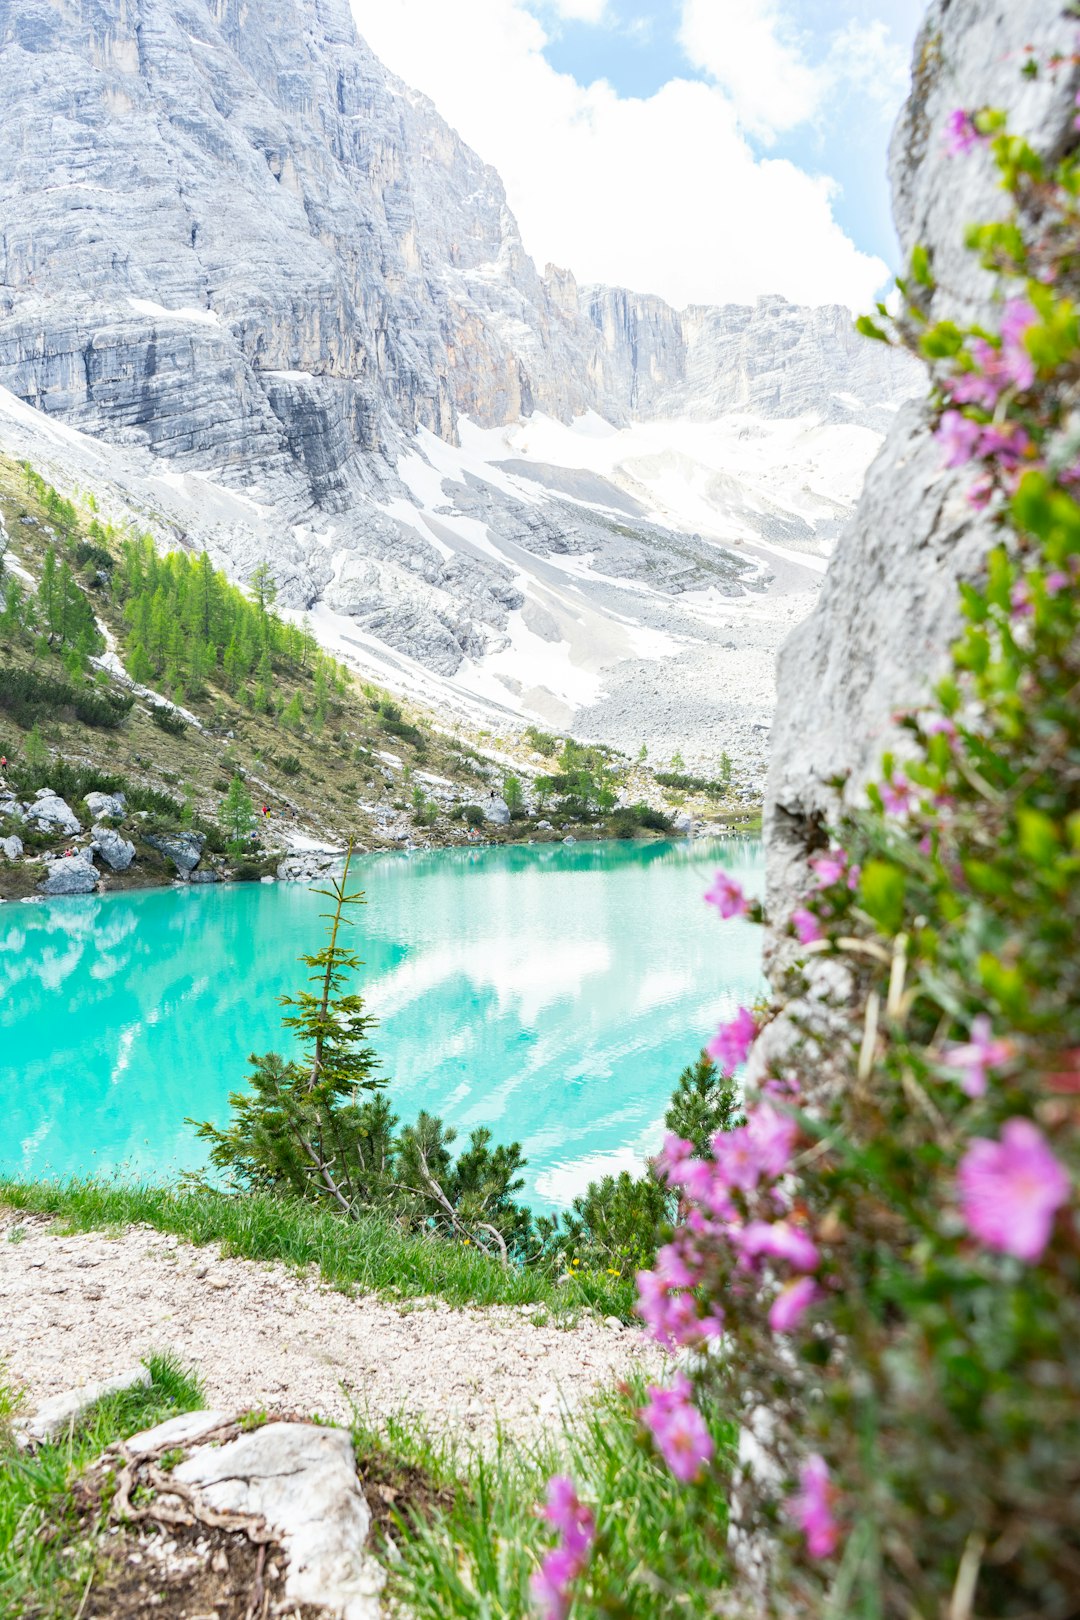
(639, 1372), (714, 1482)
(809, 847), (860, 891)
(531, 1476), (596, 1620)
(941, 1014), (1012, 1098)
(706, 1005), (757, 1073)
(637, 1099), (820, 1361)
(958, 1118), (1070, 1262)
(786, 1454), (839, 1558)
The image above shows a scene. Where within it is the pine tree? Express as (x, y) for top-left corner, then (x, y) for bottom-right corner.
(220, 775), (256, 852)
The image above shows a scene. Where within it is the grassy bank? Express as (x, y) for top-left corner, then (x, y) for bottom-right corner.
(353, 1374), (733, 1619)
(0, 1353), (204, 1620)
(0, 1180), (636, 1320)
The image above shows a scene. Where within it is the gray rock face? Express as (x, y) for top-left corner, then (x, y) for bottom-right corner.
(91, 824), (135, 872)
(25, 791), (80, 836)
(0, 0), (913, 714)
(84, 791), (126, 821)
(0, 834), (21, 860)
(763, 0), (1078, 938)
(37, 854), (98, 896)
(143, 830), (205, 874)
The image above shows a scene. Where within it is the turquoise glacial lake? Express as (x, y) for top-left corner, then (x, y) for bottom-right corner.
(0, 839), (764, 1212)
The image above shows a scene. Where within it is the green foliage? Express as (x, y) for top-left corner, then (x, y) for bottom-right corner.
(656, 763), (733, 797)
(0, 1352), (203, 1620)
(376, 1377), (734, 1620)
(463, 804), (485, 828)
(0, 665), (131, 731)
(219, 775), (255, 852)
(610, 803), (673, 838)
(524, 725), (559, 757)
(502, 773), (524, 817)
(149, 702), (187, 737)
(664, 1050), (744, 1157)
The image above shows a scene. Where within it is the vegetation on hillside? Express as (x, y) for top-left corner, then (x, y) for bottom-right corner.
(528, 76), (1080, 1620)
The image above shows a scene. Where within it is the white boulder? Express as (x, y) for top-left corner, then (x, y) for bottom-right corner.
(25, 791), (81, 836)
(84, 790), (126, 821)
(91, 824), (136, 871)
(38, 854), (98, 896)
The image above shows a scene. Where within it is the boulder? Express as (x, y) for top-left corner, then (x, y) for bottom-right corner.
(15, 1366), (151, 1446)
(0, 835), (22, 860)
(277, 852), (344, 883)
(673, 810), (693, 835)
(536, 819), (553, 831)
(483, 796), (510, 826)
(84, 790), (126, 821)
(25, 792), (80, 836)
(187, 869), (220, 883)
(38, 855), (98, 896)
(172, 1422), (383, 1619)
(143, 830), (206, 874)
(90, 824), (135, 872)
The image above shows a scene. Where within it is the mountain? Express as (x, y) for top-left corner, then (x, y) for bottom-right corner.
(0, 0), (917, 778)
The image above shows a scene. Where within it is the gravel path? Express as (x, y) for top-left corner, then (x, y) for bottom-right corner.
(0, 1211), (659, 1445)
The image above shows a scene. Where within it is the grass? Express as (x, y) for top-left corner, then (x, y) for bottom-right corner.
(351, 1373), (734, 1619)
(0, 1180), (637, 1320)
(0, 1352), (204, 1620)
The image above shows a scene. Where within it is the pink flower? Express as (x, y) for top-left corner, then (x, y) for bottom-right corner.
(704, 870), (749, 919)
(769, 1276), (820, 1333)
(957, 1119), (1070, 1262)
(655, 1132), (695, 1183)
(791, 907), (824, 945)
(744, 1100), (799, 1179)
(707, 1006), (757, 1075)
(925, 714), (957, 740)
(1010, 581), (1033, 620)
(1046, 570), (1069, 596)
(531, 1476), (595, 1620)
(943, 108), (982, 157)
(999, 299), (1037, 390)
(733, 1220), (820, 1273)
(979, 421), (1031, 466)
(786, 1454), (839, 1559)
(941, 1014), (1013, 1097)
(935, 409), (983, 468)
(639, 1374), (714, 1483)
(810, 847), (848, 888)
(881, 773), (914, 816)
(966, 474), (995, 510)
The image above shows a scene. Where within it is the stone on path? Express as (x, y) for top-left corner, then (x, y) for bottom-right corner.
(15, 1365), (151, 1445)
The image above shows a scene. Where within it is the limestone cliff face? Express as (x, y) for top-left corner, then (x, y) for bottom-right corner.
(0, 0), (914, 713)
(762, 0), (1080, 949)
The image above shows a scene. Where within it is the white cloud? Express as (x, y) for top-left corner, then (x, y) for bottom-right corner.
(352, 0), (889, 311)
(678, 0), (824, 141)
(547, 0), (608, 20)
(827, 18), (910, 110)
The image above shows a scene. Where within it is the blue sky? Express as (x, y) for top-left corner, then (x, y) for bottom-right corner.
(357, 0), (929, 311)
(532, 0), (925, 268)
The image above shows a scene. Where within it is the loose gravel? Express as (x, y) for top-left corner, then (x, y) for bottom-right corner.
(0, 1211), (660, 1445)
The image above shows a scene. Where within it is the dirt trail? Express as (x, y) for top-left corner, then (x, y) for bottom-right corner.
(0, 1211), (657, 1443)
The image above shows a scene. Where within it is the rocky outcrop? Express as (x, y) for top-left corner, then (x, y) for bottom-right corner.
(84, 791), (126, 821)
(91, 825), (136, 872)
(762, 0), (1080, 940)
(0, 833), (21, 860)
(482, 796), (511, 826)
(143, 830), (205, 875)
(38, 854), (98, 895)
(24, 791), (81, 837)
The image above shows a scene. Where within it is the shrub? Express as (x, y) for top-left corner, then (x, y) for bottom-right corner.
(610, 804), (673, 838)
(149, 703), (186, 736)
(524, 725), (559, 757)
(278, 754), (302, 776)
(463, 804), (485, 828)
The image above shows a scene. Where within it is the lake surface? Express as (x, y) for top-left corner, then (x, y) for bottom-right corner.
(0, 839), (764, 1211)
